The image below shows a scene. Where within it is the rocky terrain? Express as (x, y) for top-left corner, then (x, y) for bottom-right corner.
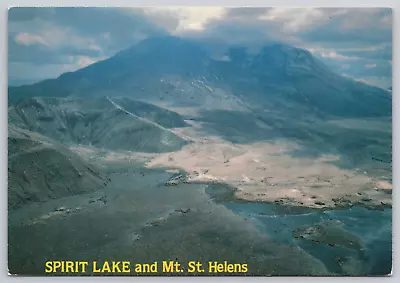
(7, 36), (392, 210)
(7, 35), (392, 276)
(8, 36), (391, 119)
(8, 96), (188, 153)
(8, 125), (107, 210)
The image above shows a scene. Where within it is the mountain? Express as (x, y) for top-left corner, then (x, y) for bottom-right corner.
(8, 36), (391, 118)
(8, 125), (108, 210)
(8, 96), (188, 153)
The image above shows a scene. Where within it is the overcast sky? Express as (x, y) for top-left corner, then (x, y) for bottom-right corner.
(8, 7), (392, 89)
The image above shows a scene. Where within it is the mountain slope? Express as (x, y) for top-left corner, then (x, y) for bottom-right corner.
(8, 96), (188, 153)
(8, 36), (391, 118)
(8, 125), (107, 210)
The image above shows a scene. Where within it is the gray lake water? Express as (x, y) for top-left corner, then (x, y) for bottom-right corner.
(208, 186), (392, 275)
(8, 164), (392, 276)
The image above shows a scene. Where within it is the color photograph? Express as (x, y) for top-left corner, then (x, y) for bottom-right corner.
(7, 7), (392, 276)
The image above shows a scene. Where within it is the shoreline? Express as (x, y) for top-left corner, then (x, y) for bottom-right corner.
(163, 170), (392, 212)
(68, 144), (392, 211)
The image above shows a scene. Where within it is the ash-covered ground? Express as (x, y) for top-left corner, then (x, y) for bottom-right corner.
(8, 35), (392, 276)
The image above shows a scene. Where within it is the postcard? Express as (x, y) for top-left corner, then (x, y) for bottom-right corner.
(7, 7), (392, 276)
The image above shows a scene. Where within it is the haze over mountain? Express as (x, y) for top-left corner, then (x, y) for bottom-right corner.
(8, 36), (392, 201)
(7, 9), (392, 276)
(9, 36), (391, 119)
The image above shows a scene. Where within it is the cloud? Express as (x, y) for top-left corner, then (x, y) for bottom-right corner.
(260, 8), (329, 32)
(298, 8), (392, 47)
(8, 7), (55, 22)
(339, 44), (392, 61)
(365, 64), (377, 69)
(9, 7), (165, 52)
(223, 7), (272, 20)
(322, 52), (391, 88)
(141, 7), (225, 32)
(342, 74), (392, 89)
(74, 55), (108, 68)
(8, 7), (165, 84)
(319, 51), (359, 61)
(14, 32), (48, 46)
(14, 26), (102, 54)
(174, 7), (391, 88)
(8, 7), (392, 89)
